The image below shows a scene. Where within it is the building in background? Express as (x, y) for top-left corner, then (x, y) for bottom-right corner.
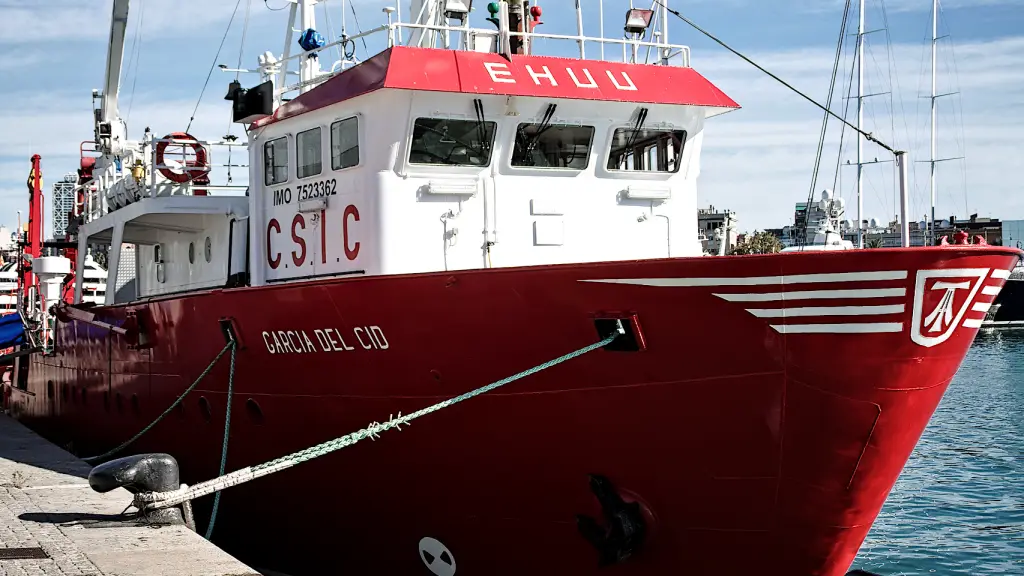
(766, 193), (1004, 248)
(51, 173), (77, 239)
(697, 205), (739, 255)
(1002, 219), (1024, 250)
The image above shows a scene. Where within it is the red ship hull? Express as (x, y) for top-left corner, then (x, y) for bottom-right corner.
(5, 246), (1020, 576)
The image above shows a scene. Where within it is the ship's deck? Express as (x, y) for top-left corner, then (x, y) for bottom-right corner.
(0, 413), (258, 576)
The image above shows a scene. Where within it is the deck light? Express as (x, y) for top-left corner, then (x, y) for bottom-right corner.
(445, 0), (472, 22)
(486, 1), (500, 27)
(623, 8), (654, 36)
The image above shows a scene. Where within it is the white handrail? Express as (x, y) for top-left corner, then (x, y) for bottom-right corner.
(273, 22), (692, 97)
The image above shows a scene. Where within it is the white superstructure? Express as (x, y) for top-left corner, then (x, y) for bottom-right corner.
(69, 1), (740, 306)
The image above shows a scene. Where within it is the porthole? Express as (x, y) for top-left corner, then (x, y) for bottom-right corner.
(46, 381), (54, 399)
(81, 388), (87, 405)
(154, 244), (162, 263)
(116, 393), (124, 413)
(131, 394), (140, 415)
(204, 236), (213, 263)
(188, 242), (195, 264)
(103, 391), (110, 411)
(61, 383), (68, 401)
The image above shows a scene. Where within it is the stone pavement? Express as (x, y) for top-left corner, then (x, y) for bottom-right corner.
(0, 414), (260, 576)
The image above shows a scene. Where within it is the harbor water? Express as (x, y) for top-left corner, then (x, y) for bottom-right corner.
(852, 331), (1024, 574)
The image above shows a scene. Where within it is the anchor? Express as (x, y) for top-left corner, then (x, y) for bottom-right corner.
(576, 474), (647, 566)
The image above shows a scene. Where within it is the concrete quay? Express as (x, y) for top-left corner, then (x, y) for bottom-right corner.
(0, 414), (259, 576)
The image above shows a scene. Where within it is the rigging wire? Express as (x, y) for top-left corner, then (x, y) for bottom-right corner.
(651, 0), (897, 155)
(263, 0), (289, 11)
(186, 0), (245, 133)
(800, 0), (851, 246)
(123, 0), (145, 122)
(831, 28), (859, 195)
(235, 0), (252, 82)
(321, 0), (342, 67)
(877, 0), (916, 228)
(348, 0), (369, 53)
(908, 5), (931, 226)
(877, 1), (899, 204)
(865, 37), (894, 222)
(938, 0), (971, 217)
(225, 0), (252, 185)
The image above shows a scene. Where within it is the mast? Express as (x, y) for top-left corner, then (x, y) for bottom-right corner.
(23, 156), (43, 293)
(924, 0), (962, 243)
(299, 0), (321, 93)
(929, 0), (937, 245)
(856, 0), (864, 248)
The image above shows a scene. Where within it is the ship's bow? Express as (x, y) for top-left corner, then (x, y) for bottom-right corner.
(748, 247), (1020, 573)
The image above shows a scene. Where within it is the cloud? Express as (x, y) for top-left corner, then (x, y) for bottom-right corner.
(692, 34), (1024, 231)
(0, 0), (273, 44)
(0, 89), (245, 235)
(802, 0), (1024, 14)
(0, 0), (1021, 238)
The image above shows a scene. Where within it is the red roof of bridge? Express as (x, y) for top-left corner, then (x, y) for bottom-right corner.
(252, 46), (740, 128)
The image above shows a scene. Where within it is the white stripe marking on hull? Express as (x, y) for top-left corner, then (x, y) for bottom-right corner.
(581, 270), (908, 287)
(770, 322), (904, 334)
(748, 304), (905, 318)
(715, 288), (906, 302)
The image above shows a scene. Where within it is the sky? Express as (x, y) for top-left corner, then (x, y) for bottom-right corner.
(0, 0), (1021, 237)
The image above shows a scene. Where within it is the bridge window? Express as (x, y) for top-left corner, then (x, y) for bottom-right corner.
(511, 124), (595, 169)
(264, 137), (288, 185)
(607, 128), (686, 173)
(409, 118), (496, 166)
(296, 127), (323, 178)
(331, 117), (359, 170)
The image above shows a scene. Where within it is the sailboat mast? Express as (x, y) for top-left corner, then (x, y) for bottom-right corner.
(856, 0), (865, 248)
(929, 0), (937, 245)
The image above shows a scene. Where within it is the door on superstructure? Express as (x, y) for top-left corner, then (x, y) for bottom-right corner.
(260, 127), (332, 282)
(504, 116), (600, 266)
(259, 117), (368, 283)
(405, 109), (498, 271)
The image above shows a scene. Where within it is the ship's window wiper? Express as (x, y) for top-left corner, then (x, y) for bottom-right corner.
(513, 103), (558, 166)
(619, 107), (649, 169)
(473, 98), (488, 155)
(409, 117), (496, 166)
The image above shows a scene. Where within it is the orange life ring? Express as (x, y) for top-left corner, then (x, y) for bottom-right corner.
(155, 132), (209, 184)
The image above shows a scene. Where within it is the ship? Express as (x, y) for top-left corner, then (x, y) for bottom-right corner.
(982, 260), (1024, 330)
(780, 190), (856, 253)
(2, 2), (1021, 576)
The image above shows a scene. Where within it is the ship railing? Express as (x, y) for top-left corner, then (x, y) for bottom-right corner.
(146, 135), (248, 200)
(79, 136), (248, 222)
(272, 20), (690, 98)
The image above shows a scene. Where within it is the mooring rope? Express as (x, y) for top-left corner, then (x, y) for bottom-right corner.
(204, 341), (237, 540)
(133, 327), (622, 512)
(82, 340), (236, 465)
